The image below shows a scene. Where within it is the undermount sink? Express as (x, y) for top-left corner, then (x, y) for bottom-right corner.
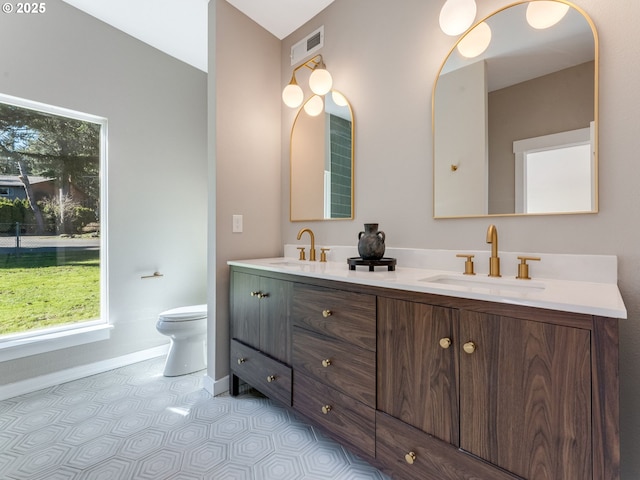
(268, 259), (330, 269)
(269, 261), (301, 266)
(420, 273), (545, 294)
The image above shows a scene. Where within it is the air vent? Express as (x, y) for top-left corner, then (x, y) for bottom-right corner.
(307, 31), (321, 51)
(290, 26), (324, 66)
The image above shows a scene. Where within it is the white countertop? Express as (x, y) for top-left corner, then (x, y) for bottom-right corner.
(228, 251), (627, 319)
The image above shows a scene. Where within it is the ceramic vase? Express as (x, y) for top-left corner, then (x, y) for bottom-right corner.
(358, 223), (386, 260)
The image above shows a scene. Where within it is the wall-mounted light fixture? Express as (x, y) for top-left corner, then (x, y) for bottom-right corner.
(303, 95), (325, 117)
(457, 21), (492, 58)
(439, 0), (477, 36)
(441, 0), (569, 60)
(526, 1), (570, 29)
(282, 54), (333, 109)
(331, 91), (348, 107)
(439, 0), (488, 59)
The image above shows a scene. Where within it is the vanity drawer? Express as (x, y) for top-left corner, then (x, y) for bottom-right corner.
(230, 339), (292, 406)
(294, 372), (375, 459)
(292, 283), (376, 351)
(292, 327), (375, 407)
(376, 412), (518, 480)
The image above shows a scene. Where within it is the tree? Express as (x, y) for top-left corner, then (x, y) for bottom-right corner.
(0, 101), (101, 234)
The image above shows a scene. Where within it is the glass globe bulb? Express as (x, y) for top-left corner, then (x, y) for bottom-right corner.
(309, 68), (333, 96)
(457, 21), (492, 58)
(439, 0), (477, 36)
(282, 83), (303, 108)
(331, 91), (348, 107)
(304, 95), (325, 117)
(526, 1), (570, 29)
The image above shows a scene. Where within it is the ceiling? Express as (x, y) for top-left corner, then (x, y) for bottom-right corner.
(61, 0), (334, 73)
(226, 0), (334, 39)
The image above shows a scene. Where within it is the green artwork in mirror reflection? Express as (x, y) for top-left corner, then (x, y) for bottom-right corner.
(290, 91), (354, 221)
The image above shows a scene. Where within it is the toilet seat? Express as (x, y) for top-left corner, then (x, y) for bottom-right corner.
(158, 304), (207, 322)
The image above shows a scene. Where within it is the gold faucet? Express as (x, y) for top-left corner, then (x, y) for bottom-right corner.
(486, 224), (501, 277)
(297, 228), (316, 261)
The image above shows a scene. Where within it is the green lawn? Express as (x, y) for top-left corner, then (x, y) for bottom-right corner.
(0, 250), (100, 336)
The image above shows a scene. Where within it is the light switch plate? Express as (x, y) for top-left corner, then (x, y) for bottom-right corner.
(232, 214), (243, 233)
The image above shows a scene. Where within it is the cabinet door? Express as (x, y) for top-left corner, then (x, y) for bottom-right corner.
(230, 272), (291, 364)
(460, 311), (592, 479)
(230, 271), (260, 349)
(377, 297), (459, 445)
(259, 277), (291, 364)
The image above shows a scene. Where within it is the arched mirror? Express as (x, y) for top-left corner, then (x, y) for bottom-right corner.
(433, 0), (597, 218)
(290, 91), (354, 221)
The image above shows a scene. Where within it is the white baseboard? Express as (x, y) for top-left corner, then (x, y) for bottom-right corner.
(204, 374), (229, 397)
(0, 344), (169, 401)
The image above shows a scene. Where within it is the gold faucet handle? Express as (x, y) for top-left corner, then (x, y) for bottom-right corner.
(456, 254), (475, 275)
(297, 247), (306, 261)
(320, 248), (330, 262)
(516, 256), (541, 280)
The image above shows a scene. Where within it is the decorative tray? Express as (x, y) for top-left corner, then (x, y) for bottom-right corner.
(347, 257), (397, 271)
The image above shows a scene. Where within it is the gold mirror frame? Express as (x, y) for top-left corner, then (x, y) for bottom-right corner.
(290, 90), (355, 221)
(432, 0), (599, 218)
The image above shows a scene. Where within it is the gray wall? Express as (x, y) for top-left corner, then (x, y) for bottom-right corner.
(209, 0), (282, 384)
(0, 0), (207, 382)
(276, 1), (640, 477)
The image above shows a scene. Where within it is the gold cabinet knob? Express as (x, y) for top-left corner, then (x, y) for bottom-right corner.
(405, 451), (417, 465)
(237, 357), (246, 365)
(321, 359), (332, 368)
(321, 405), (332, 414)
(322, 309), (332, 318)
(266, 375), (276, 383)
(463, 341), (476, 354)
(439, 337), (452, 349)
(250, 291), (260, 297)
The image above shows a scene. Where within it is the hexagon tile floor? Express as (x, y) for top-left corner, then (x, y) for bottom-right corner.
(0, 357), (390, 479)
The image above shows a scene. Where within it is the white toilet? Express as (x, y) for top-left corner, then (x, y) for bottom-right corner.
(156, 304), (207, 376)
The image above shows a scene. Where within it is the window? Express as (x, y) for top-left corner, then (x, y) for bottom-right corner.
(513, 124), (595, 214)
(0, 93), (108, 359)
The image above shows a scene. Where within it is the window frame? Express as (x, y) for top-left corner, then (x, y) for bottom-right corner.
(0, 93), (110, 361)
(513, 124), (595, 214)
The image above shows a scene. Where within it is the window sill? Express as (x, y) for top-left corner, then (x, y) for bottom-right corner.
(0, 323), (113, 362)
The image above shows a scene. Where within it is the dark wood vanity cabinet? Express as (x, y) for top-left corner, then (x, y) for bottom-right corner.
(459, 311), (592, 479)
(377, 297), (515, 479)
(291, 283), (377, 458)
(377, 296), (618, 480)
(377, 297), (459, 445)
(230, 271), (291, 362)
(229, 270), (293, 404)
(228, 266), (620, 480)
